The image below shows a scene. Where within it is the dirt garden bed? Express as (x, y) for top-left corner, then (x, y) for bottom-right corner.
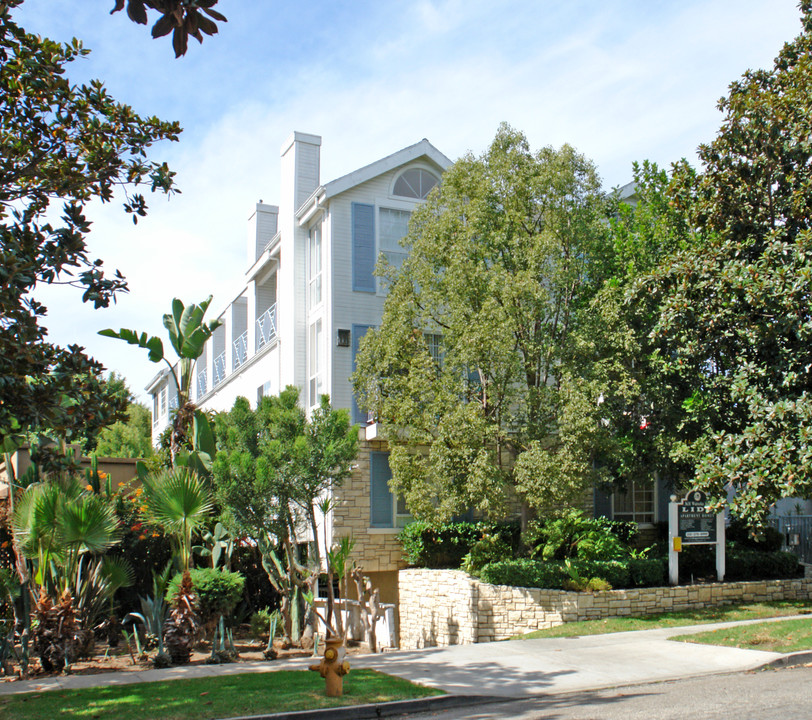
(1, 630), (373, 683)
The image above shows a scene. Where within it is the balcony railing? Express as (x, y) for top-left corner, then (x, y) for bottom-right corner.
(234, 331), (248, 368)
(256, 304), (278, 350)
(197, 368), (208, 398)
(213, 351), (226, 387)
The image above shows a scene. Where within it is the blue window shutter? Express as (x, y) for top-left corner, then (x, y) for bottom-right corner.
(593, 485), (613, 519)
(352, 324), (374, 424)
(352, 202), (376, 293)
(370, 451), (394, 528)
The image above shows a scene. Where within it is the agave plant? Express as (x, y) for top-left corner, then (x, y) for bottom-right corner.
(142, 468), (214, 572)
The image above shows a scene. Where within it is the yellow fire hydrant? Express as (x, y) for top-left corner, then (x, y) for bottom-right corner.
(309, 637), (350, 697)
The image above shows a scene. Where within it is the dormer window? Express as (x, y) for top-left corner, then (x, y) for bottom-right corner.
(393, 167), (439, 199)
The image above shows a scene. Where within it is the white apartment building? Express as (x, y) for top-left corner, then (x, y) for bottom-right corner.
(146, 132), (451, 596)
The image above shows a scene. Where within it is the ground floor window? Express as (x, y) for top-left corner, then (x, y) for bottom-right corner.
(370, 451), (411, 529)
(612, 479), (655, 525)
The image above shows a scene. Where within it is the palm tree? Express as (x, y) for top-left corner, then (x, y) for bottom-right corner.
(13, 479), (120, 592)
(142, 468), (214, 572)
(12, 478), (127, 666)
(100, 297), (221, 463)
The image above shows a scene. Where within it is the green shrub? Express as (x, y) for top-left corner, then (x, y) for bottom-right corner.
(525, 510), (628, 562)
(727, 519), (784, 552)
(462, 534), (512, 577)
(725, 548), (801, 580)
(249, 608), (272, 640)
(167, 568), (245, 626)
(568, 559), (630, 589)
(399, 520), (519, 568)
(480, 559), (567, 589)
(627, 557), (667, 587)
(479, 556), (665, 591)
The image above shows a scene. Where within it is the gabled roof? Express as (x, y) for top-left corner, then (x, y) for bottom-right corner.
(297, 138), (452, 220)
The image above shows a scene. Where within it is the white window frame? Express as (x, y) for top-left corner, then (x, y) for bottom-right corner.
(611, 479), (657, 526)
(308, 223), (323, 311)
(375, 197), (416, 296)
(390, 164), (440, 200)
(308, 318), (324, 408)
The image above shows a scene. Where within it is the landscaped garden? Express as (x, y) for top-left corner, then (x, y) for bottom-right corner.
(398, 510), (805, 592)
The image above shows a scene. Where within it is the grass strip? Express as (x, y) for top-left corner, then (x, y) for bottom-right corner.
(672, 617), (812, 653)
(0, 668), (443, 720)
(516, 600), (812, 640)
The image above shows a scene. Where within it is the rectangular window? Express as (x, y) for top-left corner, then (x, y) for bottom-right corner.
(378, 207), (410, 273)
(152, 392), (159, 425)
(613, 480), (655, 524)
(424, 332), (443, 366)
(308, 225), (322, 309)
(257, 380), (272, 406)
(159, 386), (167, 416)
(308, 319), (323, 407)
(370, 451), (411, 529)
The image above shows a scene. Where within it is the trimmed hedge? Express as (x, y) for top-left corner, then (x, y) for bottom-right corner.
(479, 557), (666, 590)
(400, 520), (521, 568)
(478, 549), (797, 591)
(726, 548), (801, 580)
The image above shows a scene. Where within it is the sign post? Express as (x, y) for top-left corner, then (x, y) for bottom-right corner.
(668, 490), (725, 586)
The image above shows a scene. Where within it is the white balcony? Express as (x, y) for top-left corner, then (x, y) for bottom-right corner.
(257, 304), (278, 350)
(213, 351), (226, 387)
(234, 330), (248, 368)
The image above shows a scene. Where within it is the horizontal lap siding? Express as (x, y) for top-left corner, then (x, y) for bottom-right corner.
(330, 173), (406, 414)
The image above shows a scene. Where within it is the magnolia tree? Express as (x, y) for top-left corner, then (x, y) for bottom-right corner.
(641, 5), (812, 525)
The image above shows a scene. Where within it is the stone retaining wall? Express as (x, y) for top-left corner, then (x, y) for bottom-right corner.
(397, 568), (812, 649)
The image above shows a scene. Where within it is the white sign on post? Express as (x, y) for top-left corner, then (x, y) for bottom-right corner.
(668, 490), (725, 586)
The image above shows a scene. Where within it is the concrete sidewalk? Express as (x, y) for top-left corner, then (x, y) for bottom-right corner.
(1, 614), (809, 699)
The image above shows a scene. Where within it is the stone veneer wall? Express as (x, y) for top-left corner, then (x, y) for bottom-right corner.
(398, 569), (812, 649)
(331, 438), (405, 573)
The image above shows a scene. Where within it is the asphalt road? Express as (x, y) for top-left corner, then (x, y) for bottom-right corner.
(392, 665), (812, 720)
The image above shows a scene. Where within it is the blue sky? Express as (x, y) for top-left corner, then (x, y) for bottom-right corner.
(11, 0), (804, 402)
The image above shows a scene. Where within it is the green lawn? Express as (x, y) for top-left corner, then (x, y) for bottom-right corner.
(516, 600), (812, 640)
(0, 669), (444, 720)
(673, 617), (812, 653)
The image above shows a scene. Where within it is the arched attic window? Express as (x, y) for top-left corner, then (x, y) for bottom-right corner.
(392, 167), (439, 199)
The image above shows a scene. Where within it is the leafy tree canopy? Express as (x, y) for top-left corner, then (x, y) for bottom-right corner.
(354, 124), (613, 522)
(212, 388), (358, 559)
(0, 1), (180, 453)
(110, 0), (227, 57)
(646, 4), (812, 524)
(94, 402), (153, 459)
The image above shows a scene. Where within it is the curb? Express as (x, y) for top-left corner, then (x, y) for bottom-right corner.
(759, 650), (812, 670)
(218, 694), (511, 720)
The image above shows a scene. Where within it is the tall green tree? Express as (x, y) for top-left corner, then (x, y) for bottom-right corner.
(94, 403), (154, 459)
(0, 1), (180, 453)
(212, 388), (357, 639)
(353, 124), (612, 522)
(647, 4), (812, 524)
(563, 162), (696, 497)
